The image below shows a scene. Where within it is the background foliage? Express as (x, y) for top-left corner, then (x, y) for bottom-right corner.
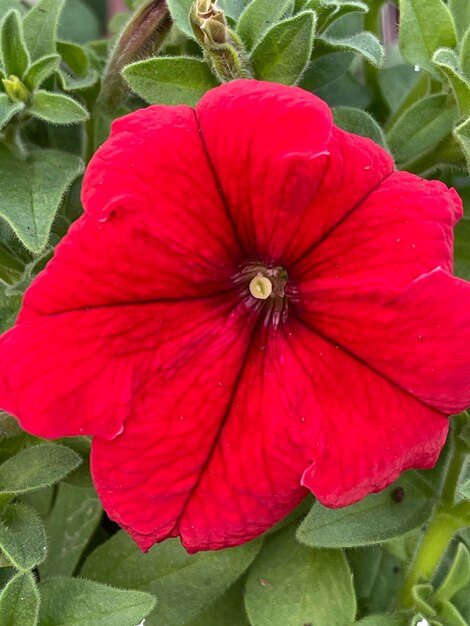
(0, 0), (469, 624)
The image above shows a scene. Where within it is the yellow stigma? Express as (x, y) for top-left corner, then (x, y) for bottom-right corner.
(249, 275), (272, 300)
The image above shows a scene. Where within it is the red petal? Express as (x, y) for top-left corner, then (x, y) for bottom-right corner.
(295, 171), (462, 289)
(197, 81), (393, 264)
(299, 268), (470, 415)
(90, 297), (257, 551)
(19, 105), (241, 322)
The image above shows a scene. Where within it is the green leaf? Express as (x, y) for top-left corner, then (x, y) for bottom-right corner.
(315, 71), (371, 108)
(0, 503), (47, 571)
(23, 0), (65, 61)
(0, 444), (81, 496)
(58, 0), (101, 44)
(435, 543), (470, 602)
(354, 615), (409, 625)
(387, 94), (457, 165)
(296, 475), (435, 548)
(56, 41), (98, 92)
(236, 0), (294, 50)
(40, 483), (101, 578)
(0, 147), (83, 252)
(82, 532), (262, 626)
(123, 57), (218, 106)
(320, 30), (384, 67)
(398, 0), (457, 76)
(0, 93), (23, 130)
(23, 53), (60, 90)
(218, 0), (249, 19)
(0, 10), (29, 77)
(378, 63), (419, 113)
(432, 48), (470, 116)
(39, 577), (156, 626)
(450, 0), (470, 39)
(460, 25), (470, 83)
(0, 572), (40, 626)
(166, 0), (194, 39)
(333, 106), (388, 147)
(454, 116), (470, 169)
(300, 49), (353, 90)
(251, 11), (316, 85)
(28, 90), (89, 124)
(459, 477), (470, 499)
(245, 527), (356, 626)
(183, 579), (250, 626)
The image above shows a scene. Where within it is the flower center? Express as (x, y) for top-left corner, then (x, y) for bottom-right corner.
(234, 263), (290, 327)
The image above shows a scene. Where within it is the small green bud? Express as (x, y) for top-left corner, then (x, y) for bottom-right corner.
(2, 75), (30, 103)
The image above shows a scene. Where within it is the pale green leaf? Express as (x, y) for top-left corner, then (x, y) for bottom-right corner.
(435, 543), (470, 602)
(166, 0), (193, 38)
(0, 10), (29, 77)
(40, 483), (101, 578)
(297, 475), (435, 548)
(387, 94), (457, 164)
(123, 56), (218, 106)
(82, 532), (262, 626)
(454, 115), (470, 170)
(39, 577), (156, 626)
(354, 615), (409, 625)
(300, 49), (353, 90)
(450, 0), (470, 39)
(0, 444), (81, 496)
(28, 90), (89, 124)
(0, 93), (23, 130)
(460, 25), (470, 82)
(236, 0), (294, 50)
(320, 30), (384, 67)
(23, 0), (65, 60)
(0, 148), (83, 252)
(0, 503), (47, 571)
(432, 48), (470, 116)
(333, 106), (388, 147)
(23, 53), (60, 90)
(251, 11), (316, 85)
(0, 572), (39, 626)
(245, 527), (356, 626)
(399, 0), (457, 75)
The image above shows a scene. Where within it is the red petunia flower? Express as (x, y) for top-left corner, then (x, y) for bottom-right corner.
(1, 80), (470, 552)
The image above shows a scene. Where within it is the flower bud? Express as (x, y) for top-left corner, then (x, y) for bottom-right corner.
(2, 75), (29, 104)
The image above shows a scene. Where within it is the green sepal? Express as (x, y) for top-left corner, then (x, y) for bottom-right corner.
(23, 53), (60, 90)
(297, 475), (435, 549)
(38, 577), (156, 626)
(0, 571), (40, 626)
(23, 0), (65, 61)
(0, 502), (47, 571)
(28, 90), (89, 124)
(387, 93), (457, 165)
(122, 56), (219, 106)
(0, 10), (30, 78)
(236, 0), (294, 50)
(82, 531), (262, 626)
(245, 526), (356, 626)
(0, 147), (84, 252)
(398, 0), (457, 77)
(0, 444), (81, 497)
(432, 48), (470, 117)
(435, 543), (470, 602)
(333, 106), (388, 147)
(251, 11), (316, 85)
(0, 92), (23, 130)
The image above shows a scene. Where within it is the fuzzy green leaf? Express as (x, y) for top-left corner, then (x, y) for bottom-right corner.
(455, 217), (470, 281)
(166, 0), (194, 38)
(123, 56), (218, 106)
(23, 53), (60, 90)
(0, 444), (81, 496)
(82, 532), (262, 626)
(300, 49), (353, 90)
(0, 503), (47, 571)
(354, 616), (409, 625)
(435, 543), (470, 602)
(399, 0), (457, 75)
(333, 106), (388, 147)
(23, 0), (65, 61)
(297, 475), (435, 548)
(460, 25), (470, 82)
(387, 94), (457, 164)
(450, 0), (470, 39)
(0, 93), (23, 130)
(251, 11), (316, 85)
(183, 580), (250, 626)
(236, 0), (294, 50)
(39, 577), (156, 626)
(28, 90), (88, 124)
(40, 483), (101, 578)
(0, 572), (39, 626)
(454, 116), (470, 169)
(320, 30), (384, 67)
(0, 10), (29, 78)
(56, 40), (98, 92)
(245, 527), (356, 626)
(432, 48), (470, 116)
(0, 147), (83, 252)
